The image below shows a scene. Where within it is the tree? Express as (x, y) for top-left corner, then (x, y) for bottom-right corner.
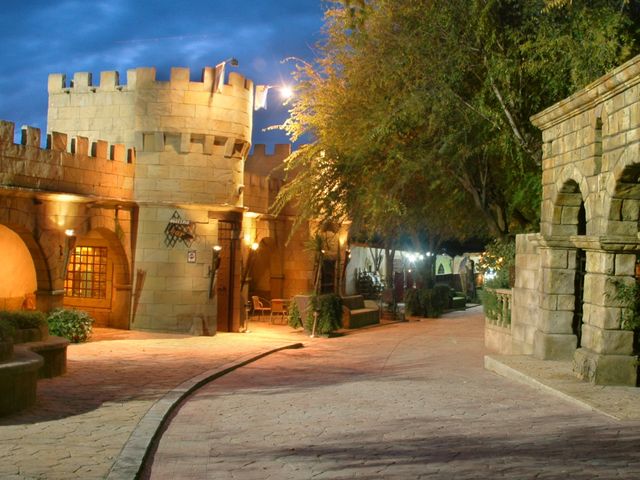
(274, 0), (638, 241)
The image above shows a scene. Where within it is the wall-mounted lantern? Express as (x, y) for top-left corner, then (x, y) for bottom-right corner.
(208, 245), (222, 299)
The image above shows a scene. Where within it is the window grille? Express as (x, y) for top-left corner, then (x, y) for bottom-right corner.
(64, 246), (108, 299)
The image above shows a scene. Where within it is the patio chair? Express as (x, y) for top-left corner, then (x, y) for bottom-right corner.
(251, 296), (271, 321)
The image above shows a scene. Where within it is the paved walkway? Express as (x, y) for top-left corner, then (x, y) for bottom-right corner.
(0, 324), (305, 480)
(142, 308), (640, 480)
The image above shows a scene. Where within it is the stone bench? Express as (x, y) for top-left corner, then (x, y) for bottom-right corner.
(0, 334), (69, 416)
(0, 348), (43, 415)
(341, 295), (380, 329)
(18, 336), (69, 378)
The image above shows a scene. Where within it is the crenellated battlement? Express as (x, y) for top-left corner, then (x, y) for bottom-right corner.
(246, 144), (291, 180)
(48, 66), (253, 95)
(0, 121), (135, 162)
(48, 65), (254, 150)
(0, 120), (135, 200)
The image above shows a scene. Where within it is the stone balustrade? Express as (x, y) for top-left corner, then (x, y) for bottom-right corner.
(485, 288), (512, 327)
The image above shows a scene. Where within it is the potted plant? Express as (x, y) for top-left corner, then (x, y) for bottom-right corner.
(47, 308), (94, 343)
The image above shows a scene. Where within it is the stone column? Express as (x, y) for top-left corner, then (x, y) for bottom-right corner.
(534, 246), (578, 359)
(573, 251), (637, 385)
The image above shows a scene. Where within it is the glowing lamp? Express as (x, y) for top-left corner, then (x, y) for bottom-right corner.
(280, 85), (293, 100)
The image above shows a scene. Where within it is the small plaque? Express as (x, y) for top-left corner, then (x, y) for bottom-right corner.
(187, 250), (197, 263)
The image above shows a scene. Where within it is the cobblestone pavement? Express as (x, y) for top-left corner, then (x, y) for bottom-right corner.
(0, 325), (305, 480)
(143, 308), (640, 480)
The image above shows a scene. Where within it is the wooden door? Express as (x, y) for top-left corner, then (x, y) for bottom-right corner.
(216, 220), (241, 332)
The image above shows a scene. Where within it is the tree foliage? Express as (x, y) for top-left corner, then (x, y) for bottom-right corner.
(274, 0), (638, 244)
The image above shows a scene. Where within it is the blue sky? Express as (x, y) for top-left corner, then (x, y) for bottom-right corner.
(0, 0), (325, 148)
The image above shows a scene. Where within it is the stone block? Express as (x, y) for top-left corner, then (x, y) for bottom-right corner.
(538, 308), (573, 333)
(49, 131), (68, 152)
(581, 323), (634, 355)
(586, 251), (614, 275)
(583, 303), (623, 329)
(21, 126), (41, 147)
(99, 71), (119, 90)
(561, 205), (580, 225)
(533, 331), (577, 360)
(170, 67), (190, 87)
(557, 294), (575, 311)
(614, 253), (636, 276)
(48, 73), (66, 92)
(172, 103), (196, 117)
(573, 348), (637, 386)
(621, 199), (640, 221)
(72, 72), (92, 91)
(539, 294), (558, 310)
(541, 268), (575, 294)
(540, 248), (568, 269)
(584, 273), (626, 307)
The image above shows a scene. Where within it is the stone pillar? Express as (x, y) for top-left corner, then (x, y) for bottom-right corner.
(573, 251), (637, 385)
(534, 246), (578, 359)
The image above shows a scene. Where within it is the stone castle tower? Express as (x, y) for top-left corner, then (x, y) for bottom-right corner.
(47, 66), (254, 332)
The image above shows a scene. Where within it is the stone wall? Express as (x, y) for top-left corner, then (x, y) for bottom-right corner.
(243, 144), (315, 301)
(511, 233), (541, 355)
(510, 55), (640, 385)
(0, 121), (134, 200)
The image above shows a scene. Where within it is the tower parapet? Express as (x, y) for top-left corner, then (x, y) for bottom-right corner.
(0, 120), (134, 199)
(48, 67), (253, 148)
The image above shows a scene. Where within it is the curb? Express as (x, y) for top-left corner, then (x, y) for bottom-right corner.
(106, 342), (304, 480)
(484, 355), (619, 420)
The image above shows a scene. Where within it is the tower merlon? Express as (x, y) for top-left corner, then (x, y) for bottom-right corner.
(47, 66), (253, 95)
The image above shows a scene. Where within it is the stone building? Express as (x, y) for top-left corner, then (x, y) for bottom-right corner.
(488, 55), (640, 386)
(0, 65), (316, 334)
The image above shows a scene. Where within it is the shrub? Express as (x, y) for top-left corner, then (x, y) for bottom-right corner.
(304, 294), (342, 335)
(288, 301), (303, 329)
(0, 310), (46, 330)
(47, 308), (94, 343)
(480, 289), (501, 322)
(404, 288), (422, 317)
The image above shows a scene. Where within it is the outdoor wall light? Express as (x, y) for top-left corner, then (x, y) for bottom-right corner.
(250, 242), (259, 251)
(61, 231), (77, 279)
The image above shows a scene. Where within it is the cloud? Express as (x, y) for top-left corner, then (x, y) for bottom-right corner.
(0, 0), (325, 145)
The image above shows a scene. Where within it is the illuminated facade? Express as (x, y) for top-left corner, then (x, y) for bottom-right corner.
(0, 65), (316, 333)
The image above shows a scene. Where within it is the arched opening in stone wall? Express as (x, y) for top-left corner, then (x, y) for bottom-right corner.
(0, 224), (38, 310)
(608, 163), (640, 366)
(553, 180), (587, 348)
(249, 237), (285, 301)
(63, 228), (131, 329)
(608, 163), (640, 237)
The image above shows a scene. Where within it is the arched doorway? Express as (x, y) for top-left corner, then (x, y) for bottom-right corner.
(63, 228), (131, 329)
(0, 224), (37, 310)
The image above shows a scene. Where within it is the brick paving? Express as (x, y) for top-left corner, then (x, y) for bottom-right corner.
(0, 325), (305, 480)
(143, 308), (640, 480)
